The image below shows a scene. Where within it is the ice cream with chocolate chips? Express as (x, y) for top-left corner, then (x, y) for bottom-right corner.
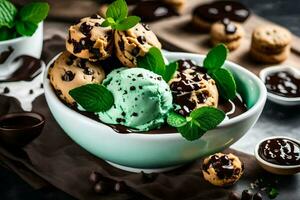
(114, 23), (162, 67)
(66, 15), (113, 62)
(48, 51), (105, 104)
(169, 60), (219, 116)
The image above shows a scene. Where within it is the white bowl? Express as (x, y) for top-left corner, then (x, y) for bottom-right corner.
(0, 22), (43, 78)
(254, 136), (300, 175)
(44, 52), (267, 173)
(259, 65), (300, 106)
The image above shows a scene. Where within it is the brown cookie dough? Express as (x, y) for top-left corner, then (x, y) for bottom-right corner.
(169, 60), (218, 116)
(202, 153), (244, 187)
(163, 0), (185, 13)
(210, 19), (244, 51)
(250, 46), (290, 64)
(66, 15), (113, 62)
(48, 51), (105, 105)
(114, 23), (162, 68)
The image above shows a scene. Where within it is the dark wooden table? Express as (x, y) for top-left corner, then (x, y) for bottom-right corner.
(0, 0), (299, 199)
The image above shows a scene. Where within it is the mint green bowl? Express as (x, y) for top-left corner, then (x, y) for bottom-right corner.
(44, 52), (267, 173)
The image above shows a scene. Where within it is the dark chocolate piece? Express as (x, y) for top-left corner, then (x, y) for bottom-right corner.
(79, 22), (93, 36)
(62, 71), (75, 82)
(3, 87), (9, 94)
(203, 154), (235, 179)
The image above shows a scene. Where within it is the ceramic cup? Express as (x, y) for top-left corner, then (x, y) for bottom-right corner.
(0, 22), (43, 79)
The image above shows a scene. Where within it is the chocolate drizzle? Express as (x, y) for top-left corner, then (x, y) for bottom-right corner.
(222, 18), (237, 34)
(193, 1), (250, 23)
(265, 71), (300, 98)
(259, 138), (300, 166)
(0, 46), (14, 64)
(132, 1), (178, 22)
(203, 154), (236, 179)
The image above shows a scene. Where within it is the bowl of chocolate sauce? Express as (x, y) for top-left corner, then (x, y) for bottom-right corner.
(255, 136), (300, 175)
(0, 112), (45, 148)
(259, 66), (300, 106)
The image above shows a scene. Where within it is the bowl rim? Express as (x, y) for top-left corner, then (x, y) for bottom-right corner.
(254, 136), (300, 169)
(44, 51), (267, 138)
(259, 65), (300, 102)
(0, 22), (43, 46)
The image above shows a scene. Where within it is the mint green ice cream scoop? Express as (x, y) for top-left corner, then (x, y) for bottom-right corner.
(98, 68), (173, 131)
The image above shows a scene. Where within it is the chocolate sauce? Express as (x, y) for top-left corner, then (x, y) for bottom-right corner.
(259, 138), (300, 166)
(222, 18), (237, 34)
(203, 154), (237, 179)
(0, 115), (41, 129)
(193, 1), (250, 23)
(132, 1), (178, 22)
(265, 71), (300, 98)
(218, 94), (247, 119)
(0, 46), (14, 64)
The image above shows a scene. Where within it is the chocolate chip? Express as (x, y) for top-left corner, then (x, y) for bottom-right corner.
(116, 118), (125, 123)
(90, 14), (101, 19)
(131, 47), (140, 56)
(137, 74), (143, 77)
(3, 87), (10, 94)
(89, 171), (103, 183)
(137, 36), (146, 44)
(130, 86), (136, 91)
(142, 23), (151, 31)
(241, 190), (253, 200)
(138, 86), (143, 89)
(94, 22), (100, 27)
(79, 22), (93, 36)
(253, 192), (263, 200)
(62, 71), (75, 81)
(118, 41), (125, 51)
(121, 112), (126, 117)
(157, 77), (162, 81)
(94, 181), (110, 194)
(29, 89), (34, 94)
(83, 68), (94, 75)
(114, 181), (127, 193)
(228, 192), (240, 200)
(132, 112), (138, 117)
(40, 83), (43, 88)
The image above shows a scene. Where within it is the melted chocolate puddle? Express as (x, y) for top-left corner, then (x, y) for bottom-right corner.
(0, 55), (42, 82)
(0, 46), (14, 64)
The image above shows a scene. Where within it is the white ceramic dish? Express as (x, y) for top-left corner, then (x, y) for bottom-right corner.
(259, 65), (300, 106)
(0, 22), (43, 78)
(254, 136), (300, 175)
(44, 52), (267, 173)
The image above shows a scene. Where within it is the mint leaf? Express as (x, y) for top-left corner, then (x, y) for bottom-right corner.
(16, 21), (37, 36)
(211, 68), (236, 100)
(167, 111), (187, 127)
(0, 0), (17, 28)
(19, 2), (49, 24)
(69, 84), (114, 112)
(203, 44), (228, 72)
(115, 16), (141, 30)
(178, 122), (206, 141)
(190, 107), (225, 131)
(106, 0), (127, 21)
(0, 27), (13, 41)
(164, 61), (178, 82)
(137, 47), (166, 78)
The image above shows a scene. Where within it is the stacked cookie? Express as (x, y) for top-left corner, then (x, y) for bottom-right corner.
(210, 19), (245, 51)
(250, 25), (292, 63)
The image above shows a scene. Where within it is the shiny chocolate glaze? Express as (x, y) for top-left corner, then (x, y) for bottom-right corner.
(265, 71), (300, 98)
(259, 138), (300, 166)
(132, 1), (178, 22)
(0, 46), (14, 64)
(193, 1), (250, 23)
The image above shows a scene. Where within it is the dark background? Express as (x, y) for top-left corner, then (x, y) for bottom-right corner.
(1, 0), (299, 199)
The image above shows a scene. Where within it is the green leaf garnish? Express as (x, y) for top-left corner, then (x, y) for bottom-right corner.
(211, 68), (237, 100)
(137, 47), (178, 82)
(203, 44), (228, 73)
(167, 107), (225, 141)
(19, 2), (49, 24)
(69, 84), (114, 112)
(0, 0), (17, 28)
(137, 47), (166, 79)
(268, 187), (279, 199)
(203, 44), (236, 100)
(164, 61), (178, 83)
(167, 111), (187, 128)
(101, 0), (140, 30)
(15, 21), (37, 36)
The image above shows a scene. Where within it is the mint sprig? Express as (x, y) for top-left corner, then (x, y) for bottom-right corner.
(101, 0), (140, 31)
(137, 47), (178, 82)
(0, 0), (17, 28)
(168, 107), (225, 141)
(69, 84), (114, 112)
(203, 44), (236, 100)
